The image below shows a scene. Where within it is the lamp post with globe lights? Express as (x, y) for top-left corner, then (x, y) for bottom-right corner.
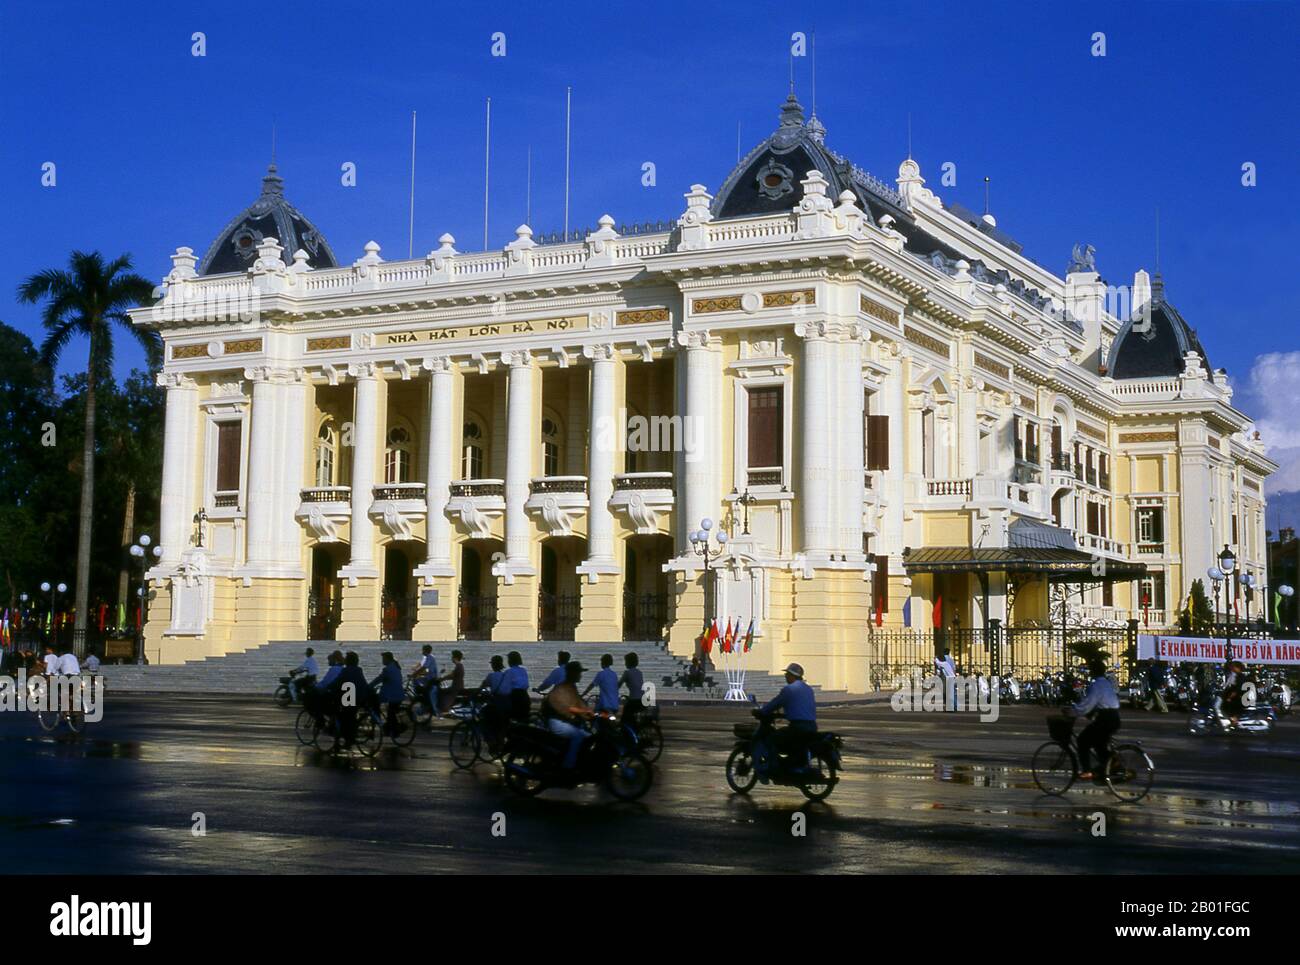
(1279, 584), (1295, 632)
(1206, 566), (1224, 626)
(39, 581), (68, 649)
(688, 518), (728, 647)
(128, 534), (162, 665)
(1217, 545), (1238, 658)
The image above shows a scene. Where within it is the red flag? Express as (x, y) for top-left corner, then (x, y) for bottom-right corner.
(874, 595), (883, 627)
(932, 594), (943, 629)
(743, 619), (755, 652)
(725, 619), (736, 654)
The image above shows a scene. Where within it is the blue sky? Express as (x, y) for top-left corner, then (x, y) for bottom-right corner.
(3, 0), (1298, 501)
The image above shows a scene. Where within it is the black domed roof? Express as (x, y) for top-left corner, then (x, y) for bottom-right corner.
(712, 94), (907, 225)
(198, 165), (337, 276)
(1106, 276), (1212, 379)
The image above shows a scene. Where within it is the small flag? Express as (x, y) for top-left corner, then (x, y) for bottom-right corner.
(902, 597), (912, 629)
(932, 594), (943, 629)
(743, 619), (755, 652)
(874, 595), (883, 627)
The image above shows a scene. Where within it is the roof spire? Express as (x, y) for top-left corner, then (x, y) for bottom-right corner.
(778, 90), (804, 129)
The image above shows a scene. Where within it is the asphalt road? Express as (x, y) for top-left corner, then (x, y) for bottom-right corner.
(3, 694), (1297, 874)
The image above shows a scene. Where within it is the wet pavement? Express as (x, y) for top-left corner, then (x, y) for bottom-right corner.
(2, 695), (1297, 874)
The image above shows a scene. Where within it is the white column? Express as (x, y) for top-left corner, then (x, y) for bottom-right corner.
(579, 343), (620, 577)
(275, 370), (308, 568)
(837, 330), (865, 558)
(880, 354), (906, 557)
(502, 350), (535, 567)
(677, 330), (720, 551)
(418, 357), (455, 575)
(243, 367), (280, 566)
(797, 323), (835, 559)
(156, 372), (198, 567)
(342, 362), (380, 576)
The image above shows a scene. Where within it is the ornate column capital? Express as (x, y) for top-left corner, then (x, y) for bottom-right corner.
(582, 342), (618, 363)
(421, 355), (454, 374)
(156, 371), (198, 391)
(675, 329), (717, 351)
(347, 361), (379, 380)
(500, 349), (532, 370)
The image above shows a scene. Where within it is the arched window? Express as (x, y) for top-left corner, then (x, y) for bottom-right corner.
(385, 425), (413, 484)
(462, 419), (484, 479)
(314, 421), (337, 487)
(541, 416), (561, 477)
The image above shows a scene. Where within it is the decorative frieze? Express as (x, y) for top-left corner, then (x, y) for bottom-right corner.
(616, 307), (670, 326)
(307, 335), (351, 351)
(974, 352), (1011, 380)
(223, 338), (263, 355)
(171, 343), (208, 360)
(692, 294), (743, 314)
(1118, 431), (1176, 444)
(762, 288), (816, 309)
(859, 295), (900, 325)
(903, 325), (949, 358)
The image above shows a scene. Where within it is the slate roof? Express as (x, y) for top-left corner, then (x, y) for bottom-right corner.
(198, 165), (337, 276)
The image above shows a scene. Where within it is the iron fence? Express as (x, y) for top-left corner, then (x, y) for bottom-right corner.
(380, 591), (417, 641)
(538, 591), (579, 641)
(622, 591), (668, 641)
(458, 590), (497, 640)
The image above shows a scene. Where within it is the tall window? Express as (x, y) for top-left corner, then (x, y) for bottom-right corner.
(921, 409), (935, 478)
(872, 555), (889, 614)
(1137, 507), (1164, 545)
(1139, 573), (1166, 610)
(385, 426), (413, 484)
(747, 387), (783, 469)
(216, 421), (242, 493)
(541, 417), (561, 477)
(866, 414), (890, 471)
(462, 420), (484, 479)
(314, 422), (337, 487)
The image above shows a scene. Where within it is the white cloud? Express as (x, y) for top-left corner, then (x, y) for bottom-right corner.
(1243, 351), (1300, 494)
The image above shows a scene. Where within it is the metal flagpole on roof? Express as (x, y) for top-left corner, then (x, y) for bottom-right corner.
(408, 110), (417, 259)
(484, 97), (491, 251)
(564, 86), (572, 240)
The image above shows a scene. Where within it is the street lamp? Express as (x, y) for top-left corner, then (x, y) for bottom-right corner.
(38, 581), (68, 648)
(1206, 566), (1224, 626)
(1280, 584), (1295, 631)
(689, 518), (728, 653)
(129, 534), (163, 665)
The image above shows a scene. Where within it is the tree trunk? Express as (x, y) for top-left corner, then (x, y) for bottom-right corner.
(73, 326), (98, 635)
(117, 480), (136, 611)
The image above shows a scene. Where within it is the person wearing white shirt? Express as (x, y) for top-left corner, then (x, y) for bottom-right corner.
(57, 651), (81, 676)
(1069, 658), (1121, 780)
(934, 649), (957, 710)
(84, 653), (101, 673)
(42, 647), (60, 675)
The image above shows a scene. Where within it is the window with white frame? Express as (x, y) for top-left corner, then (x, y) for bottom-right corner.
(462, 420), (484, 479)
(314, 421), (337, 487)
(385, 425), (414, 484)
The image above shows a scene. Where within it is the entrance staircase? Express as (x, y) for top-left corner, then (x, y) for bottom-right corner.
(95, 640), (853, 703)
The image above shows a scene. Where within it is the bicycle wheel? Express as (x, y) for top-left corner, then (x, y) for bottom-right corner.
(502, 748), (547, 796)
(1105, 744), (1154, 803)
(410, 697), (433, 727)
(391, 706), (417, 747)
(353, 712), (382, 757)
(65, 712), (86, 735)
(798, 748), (838, 802)
(636, 721), (664, 763)
(1031, 740), (1077, 796)
(36, 710), (61, 733)
(295, 709), (321, 746)
(274, 684), (292, 708)
(606, 751), (653, 802)
(449, 720), (481, 769)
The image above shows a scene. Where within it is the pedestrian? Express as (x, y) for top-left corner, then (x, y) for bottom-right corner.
(934, 648), (957, 710)
(505, 651), (530, 721)
(1145, 660), (1169, 714)
(42, 645), (59, 676)
(84, 651), (101, 674)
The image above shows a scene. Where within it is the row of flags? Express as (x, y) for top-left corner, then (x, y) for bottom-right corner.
(699, 618), (755, 655)
(0, 603), (141, 646)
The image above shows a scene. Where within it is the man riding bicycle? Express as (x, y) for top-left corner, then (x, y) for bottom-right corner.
(1067, 655), (1120, 781)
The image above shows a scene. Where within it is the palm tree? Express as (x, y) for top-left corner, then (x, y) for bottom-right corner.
(18, 251), (158, 638)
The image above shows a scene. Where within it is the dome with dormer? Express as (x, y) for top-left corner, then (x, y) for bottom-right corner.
(1106, 275), (1212, 379)
(711, 93), (910, 225)
(198, 164), (338, 276)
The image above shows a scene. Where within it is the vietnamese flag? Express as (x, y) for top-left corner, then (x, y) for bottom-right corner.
(700, 621), (715, 655)
(874, 595), (883, 627)
(932, 594), (943, 629)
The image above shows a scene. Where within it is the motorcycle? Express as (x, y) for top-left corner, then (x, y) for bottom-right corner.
(501, 712), (653, 801)
(274, 669), (315, 707)
(1187, 686), (1274, 735)
(725, 710), (844, 802)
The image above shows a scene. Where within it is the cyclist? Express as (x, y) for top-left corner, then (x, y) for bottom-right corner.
(535, 651), (571, 695)
(584, 653), (620, 714)
(288, 647), (318, 702)
(328, 652), (370, 748)
(370, 651), (407, 738)
(479, 655), (509, 740)
(505, 651), (530, 721)
(619, 652), (645, 727)
(411, 645), (440, 718)
(1068, 655), (1120, 781)
(435, 649), (465, 715)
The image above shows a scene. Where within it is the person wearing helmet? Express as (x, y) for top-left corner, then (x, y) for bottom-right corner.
(759, 663), (817, 759)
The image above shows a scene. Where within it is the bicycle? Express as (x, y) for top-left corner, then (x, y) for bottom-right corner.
(448, 693), (506, 769)
(35, 677), (87, 735)
(1031, 714), (1154, 803)
(619, 702), (663, 763)
(294, 702), (383, 757)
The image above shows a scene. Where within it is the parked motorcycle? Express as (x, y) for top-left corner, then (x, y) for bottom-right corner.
(501, 713), (653, 801)
(725, 711), (844, 802)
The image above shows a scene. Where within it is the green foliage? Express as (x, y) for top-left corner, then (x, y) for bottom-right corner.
(1178, 578), (1214, 635)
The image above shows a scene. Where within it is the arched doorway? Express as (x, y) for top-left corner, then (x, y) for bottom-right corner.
(381, 544), (417, 640)
(538, 537), (584, 640)
(458, 540), (501, 639)
(309, 545), (344, 640)
(623, 534), (672, 640)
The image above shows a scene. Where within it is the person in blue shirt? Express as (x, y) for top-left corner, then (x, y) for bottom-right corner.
(584, 653), (621, 713)
(1069, 657), (1121, 780)
(327, 652), (371, 748)
(289, 647), (319, 702)
(619, 652), (645, 726)
(760, 663), (818, 759)
(479, 654), (509, 739)
(505, 651), (530, 721)
(370, 651), (407, 738)
(305, 650), (343, 724)
(535, 651), (570, 695)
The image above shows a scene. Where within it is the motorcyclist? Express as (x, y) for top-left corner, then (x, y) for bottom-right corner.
(1217, 659), (1247, 727)
(288, 647), (318, 702)
(541, 661), (593, 769)
(757, 663), (817, 765)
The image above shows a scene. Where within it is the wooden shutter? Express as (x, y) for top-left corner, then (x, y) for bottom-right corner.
(1051, 424), (1062, 461)
(866, 415), (890, 471)
(1013, 414), (1023, 460)
(747, 387), (782, 468)
(216, 422), (242, 492)
(1086, 502), (1099, 536)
